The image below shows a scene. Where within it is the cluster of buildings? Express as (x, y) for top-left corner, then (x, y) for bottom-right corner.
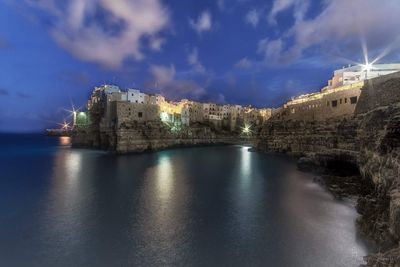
(86, 85), (272, 132)
(76, 63), (400, 130)
(277, 63), (400, 121)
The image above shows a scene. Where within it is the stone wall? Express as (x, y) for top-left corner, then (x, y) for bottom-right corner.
(277, 86), (362, 121)
(355, 71), (400, 114)
(115, 101), (160, 126)
(257, 117), (359, 160)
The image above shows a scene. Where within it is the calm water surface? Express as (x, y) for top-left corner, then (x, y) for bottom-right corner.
(0, 134), (371, 266)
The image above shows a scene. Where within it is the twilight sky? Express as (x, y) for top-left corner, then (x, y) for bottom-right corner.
(1, 0), (400, 132)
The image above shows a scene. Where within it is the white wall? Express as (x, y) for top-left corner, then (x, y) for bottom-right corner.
(127, 89), (147, 103)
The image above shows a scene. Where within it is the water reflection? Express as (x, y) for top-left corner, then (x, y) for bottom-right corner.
(133, 152), (191, 265)
(0, 138), (373, 266)
(155, 154), (174, 202)
(230, 146), (264, 242)
(59, 136), (71, 146)
(239, 146), (251, 179)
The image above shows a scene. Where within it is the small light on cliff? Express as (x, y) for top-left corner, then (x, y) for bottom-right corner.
(61, 121), (69, 130)
(242, 124), (251, 134)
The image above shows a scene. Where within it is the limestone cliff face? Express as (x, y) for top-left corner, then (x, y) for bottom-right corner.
(357, 104), (400, 246)
(256, 117), (359, 156)
(72, 121), (249, 153)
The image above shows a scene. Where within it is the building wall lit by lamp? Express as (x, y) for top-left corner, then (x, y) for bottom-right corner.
(74, 111), (90, 127)
(72, 111), (77, 127)
(160, 112), (169, 122)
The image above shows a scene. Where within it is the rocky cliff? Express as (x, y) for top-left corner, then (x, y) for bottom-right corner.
(72, 121), (253, 153)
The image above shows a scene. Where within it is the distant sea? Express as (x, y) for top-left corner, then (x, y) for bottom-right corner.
(0, 134), (372, 266)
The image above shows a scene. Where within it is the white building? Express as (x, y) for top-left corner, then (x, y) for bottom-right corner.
(329, 63), (400, 89)
(127, 89), (147, 103)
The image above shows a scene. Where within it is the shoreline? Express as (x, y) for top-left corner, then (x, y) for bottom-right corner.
(296, 153), (399, 266)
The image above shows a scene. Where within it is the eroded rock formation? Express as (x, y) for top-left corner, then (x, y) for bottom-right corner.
(72, 121), (254, 153)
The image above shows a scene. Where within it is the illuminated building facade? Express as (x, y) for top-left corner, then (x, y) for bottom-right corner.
(85, 84), (271, 131)
(328, 63), (400, 89)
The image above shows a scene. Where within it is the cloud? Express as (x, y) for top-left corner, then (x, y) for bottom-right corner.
(149, 64), (206, 100)
(149, 37), (165, 51)
(0, 88), (9, 96)
(258, 37), (299, 65)
(235, 57), (252, 69)
(187, 47), (206, 73)
(268, 0), (309, 25)
(245, 9), (260, 27)
(263, 0), (400, 65)
(25, 0), (170, 68)
(189, 11), (212, 34)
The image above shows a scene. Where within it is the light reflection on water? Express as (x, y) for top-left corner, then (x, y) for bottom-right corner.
(59, 136), (71, 146)
(0, 137), (373, 267)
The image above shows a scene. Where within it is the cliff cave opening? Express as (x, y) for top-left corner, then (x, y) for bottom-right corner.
(325, 159), (360, 177)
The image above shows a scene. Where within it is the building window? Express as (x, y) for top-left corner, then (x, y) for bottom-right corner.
(345, 98), (347, 103)
(340, 99), (342, 104)
(332, 100), (338, 107)
(327, 101), (329, 106)
(138, 112), (143, 118)
(350, 96), (357, 104)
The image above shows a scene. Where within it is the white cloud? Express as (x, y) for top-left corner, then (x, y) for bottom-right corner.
(25, 0), (170, 68)
(150, 64), (176, 85)
(245, 9), (260, 27)
(149, 37), (165, 52)
(189, 11), (212, 34)
(235, 57), (252, 69)
(149, 64), (206, 100)
(268, 0), (309, 25)
(187, 47), (206, 73)
(263, 0), (400, 64)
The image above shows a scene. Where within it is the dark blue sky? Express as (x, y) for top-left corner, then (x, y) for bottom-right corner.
(1, 0), (400, 132)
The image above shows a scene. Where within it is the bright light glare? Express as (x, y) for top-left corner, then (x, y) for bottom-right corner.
(242, 124), (251, 134)
(160, 112), (169, 122)
(62, 122), (69, 130)
(361, 62), (373, 72)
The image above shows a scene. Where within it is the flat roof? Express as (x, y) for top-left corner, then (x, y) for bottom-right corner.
(334, 63), (400, 74)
